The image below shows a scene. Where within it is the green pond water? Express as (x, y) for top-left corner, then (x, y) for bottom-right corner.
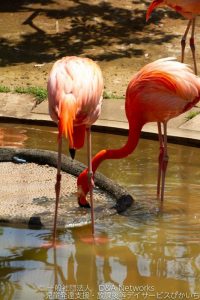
(0, 123), (200, 300)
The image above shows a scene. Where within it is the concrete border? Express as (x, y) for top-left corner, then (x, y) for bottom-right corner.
(1, 115), (200, 148)
(0, 93), (200, 147)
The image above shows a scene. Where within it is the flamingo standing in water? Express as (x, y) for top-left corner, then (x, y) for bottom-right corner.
(77, 57), (200, 206)
(47, 56), (104, 244)
(146, 0), (200, 74)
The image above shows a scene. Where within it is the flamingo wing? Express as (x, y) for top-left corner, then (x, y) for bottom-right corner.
(126, 58), (200, 123)
(48, 56), (104, 148)
(165, 0), (200, 17)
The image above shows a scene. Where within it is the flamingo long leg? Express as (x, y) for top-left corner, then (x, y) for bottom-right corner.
(86, 126), (95, 236)
(160, 122), (169, 202)
(157, 122), (164, 198)
(52, 134), (62, 245)
(181, 19), (192, 63)
(157, 122), (169, 201)
(190, 18), (197, 75)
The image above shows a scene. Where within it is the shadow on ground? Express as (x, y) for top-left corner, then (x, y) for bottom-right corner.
(0, 0), (179, 66)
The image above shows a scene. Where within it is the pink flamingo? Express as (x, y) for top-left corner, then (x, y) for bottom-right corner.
(47, 56), (104, 244)
(77, 57), (200, 206)
(146, 0), (200, 74)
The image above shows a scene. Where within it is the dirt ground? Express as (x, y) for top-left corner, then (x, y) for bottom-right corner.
(1, 0), (200, 98)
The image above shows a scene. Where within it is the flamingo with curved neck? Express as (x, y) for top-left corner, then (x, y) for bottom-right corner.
(77, 57), (200, 207)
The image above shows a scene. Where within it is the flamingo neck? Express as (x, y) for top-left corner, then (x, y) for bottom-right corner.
(92, 121), (143, 174)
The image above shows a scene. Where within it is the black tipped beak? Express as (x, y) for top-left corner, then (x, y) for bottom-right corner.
(69, 148), (76, 160)
(78, 199), (91, 208)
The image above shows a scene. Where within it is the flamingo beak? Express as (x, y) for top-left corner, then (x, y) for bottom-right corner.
(146, 0), (163, 21)
(77, 185), (90, 208)
(69, 148), (76, 159)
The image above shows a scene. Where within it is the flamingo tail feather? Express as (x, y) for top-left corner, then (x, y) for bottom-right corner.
(58, 96), (77, 148)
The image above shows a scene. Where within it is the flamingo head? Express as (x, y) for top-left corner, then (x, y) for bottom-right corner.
(146, 0), (164, 21)
(77, 169), (90, 208)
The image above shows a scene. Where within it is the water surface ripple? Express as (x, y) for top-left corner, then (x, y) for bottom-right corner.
(0, 123), (200, 299)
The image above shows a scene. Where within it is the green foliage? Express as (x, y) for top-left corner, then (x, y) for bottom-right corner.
(0, 85), (11, 92)
(103, 90), (123, 100)
(185, 110), (200, 121)
(14, 86), (47, 104)
(1, 85), (124, 103)
(0, 85), (47, 104)
(0, 85), (125, 103)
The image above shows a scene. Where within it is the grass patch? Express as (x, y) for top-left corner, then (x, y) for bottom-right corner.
(0, 85), (11, 93)
(0, 84), (123, 103)
(0, 84), (47, 104)
(14, 86), (47, 104)
(185, 110), (200, 121)
(103, 91), (123, 100)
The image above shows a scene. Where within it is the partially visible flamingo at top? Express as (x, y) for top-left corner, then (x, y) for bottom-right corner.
(47, 56), (104, 245)
(77, 57), (200, 207)
(146, 0), (200, 74)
